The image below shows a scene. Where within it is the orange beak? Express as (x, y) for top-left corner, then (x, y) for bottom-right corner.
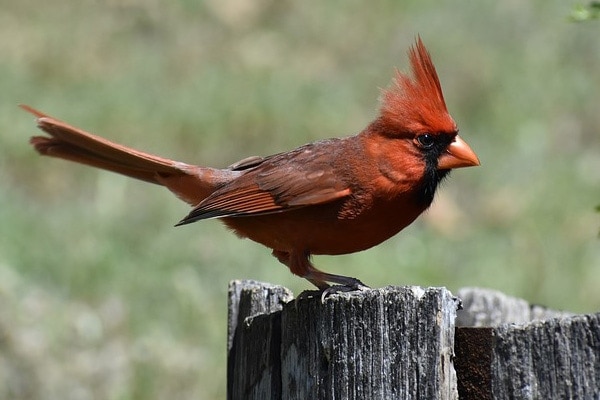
(437, 135), (480, 170)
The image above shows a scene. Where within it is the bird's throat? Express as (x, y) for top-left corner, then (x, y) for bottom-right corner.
(417, 166), (450, 207)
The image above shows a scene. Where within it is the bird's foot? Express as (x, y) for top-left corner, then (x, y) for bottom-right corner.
(321, 276), (369, 295)
(296, 278), (369, 304)
(319, 282), (369, 302)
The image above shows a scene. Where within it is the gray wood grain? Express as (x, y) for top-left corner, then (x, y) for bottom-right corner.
(227, 282), (599, 399)
(227, 281), (459, 400)
(491, 313), (600, 399)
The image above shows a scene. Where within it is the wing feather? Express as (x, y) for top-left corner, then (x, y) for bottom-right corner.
(177, 139), (353, 225)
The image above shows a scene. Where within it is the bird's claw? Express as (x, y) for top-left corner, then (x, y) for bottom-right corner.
(319, 282), (369, 302)
(296, 280), (369, 305)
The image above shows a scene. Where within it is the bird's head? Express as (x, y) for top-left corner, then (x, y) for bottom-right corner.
(377, 37), (480, 172)
(367, 37), (480, 205)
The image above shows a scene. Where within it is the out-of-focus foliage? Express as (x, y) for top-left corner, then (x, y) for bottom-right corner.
(570, 2), (600, 21)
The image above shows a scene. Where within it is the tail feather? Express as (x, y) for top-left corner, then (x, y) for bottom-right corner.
(30, 135), (163, 184)
(22, 105), (227, 205)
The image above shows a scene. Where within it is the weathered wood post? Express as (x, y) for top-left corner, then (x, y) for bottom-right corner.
(228, 282), (600, 399)
(227, 280), (459, 399)
(454, 287), (600, 399)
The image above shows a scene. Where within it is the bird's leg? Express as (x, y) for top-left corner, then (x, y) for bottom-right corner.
(272, 250), (329, 290)
(272, 250), (369, 300)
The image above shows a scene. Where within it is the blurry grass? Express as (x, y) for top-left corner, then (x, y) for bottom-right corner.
(1, 0), (600, 399)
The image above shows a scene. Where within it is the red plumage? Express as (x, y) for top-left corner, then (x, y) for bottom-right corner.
(24, 38), (479, 291)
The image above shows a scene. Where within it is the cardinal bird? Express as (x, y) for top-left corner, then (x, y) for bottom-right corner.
(23, 38), (479, 292)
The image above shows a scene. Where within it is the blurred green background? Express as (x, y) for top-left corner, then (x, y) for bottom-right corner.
(1, 0), (599, 398)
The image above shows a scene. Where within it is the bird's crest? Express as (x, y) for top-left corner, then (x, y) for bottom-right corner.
(379, 37), (456, 135)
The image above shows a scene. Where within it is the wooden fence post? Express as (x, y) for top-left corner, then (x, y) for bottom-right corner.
(227, 280), (294, 399)
(227, 280), (459, 400)
(454, 287), (600, 399)
(227, 282), (600, 399)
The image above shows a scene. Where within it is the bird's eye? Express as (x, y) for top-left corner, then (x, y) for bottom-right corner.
(416, 134), (435, 149)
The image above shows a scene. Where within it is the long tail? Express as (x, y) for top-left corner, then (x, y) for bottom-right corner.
(22, 105), (228, 206)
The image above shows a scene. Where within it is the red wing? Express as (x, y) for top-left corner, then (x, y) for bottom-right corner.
(177, 139), (352, 224)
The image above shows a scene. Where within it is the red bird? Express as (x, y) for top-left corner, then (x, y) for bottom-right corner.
(23, 38), (479, 292)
